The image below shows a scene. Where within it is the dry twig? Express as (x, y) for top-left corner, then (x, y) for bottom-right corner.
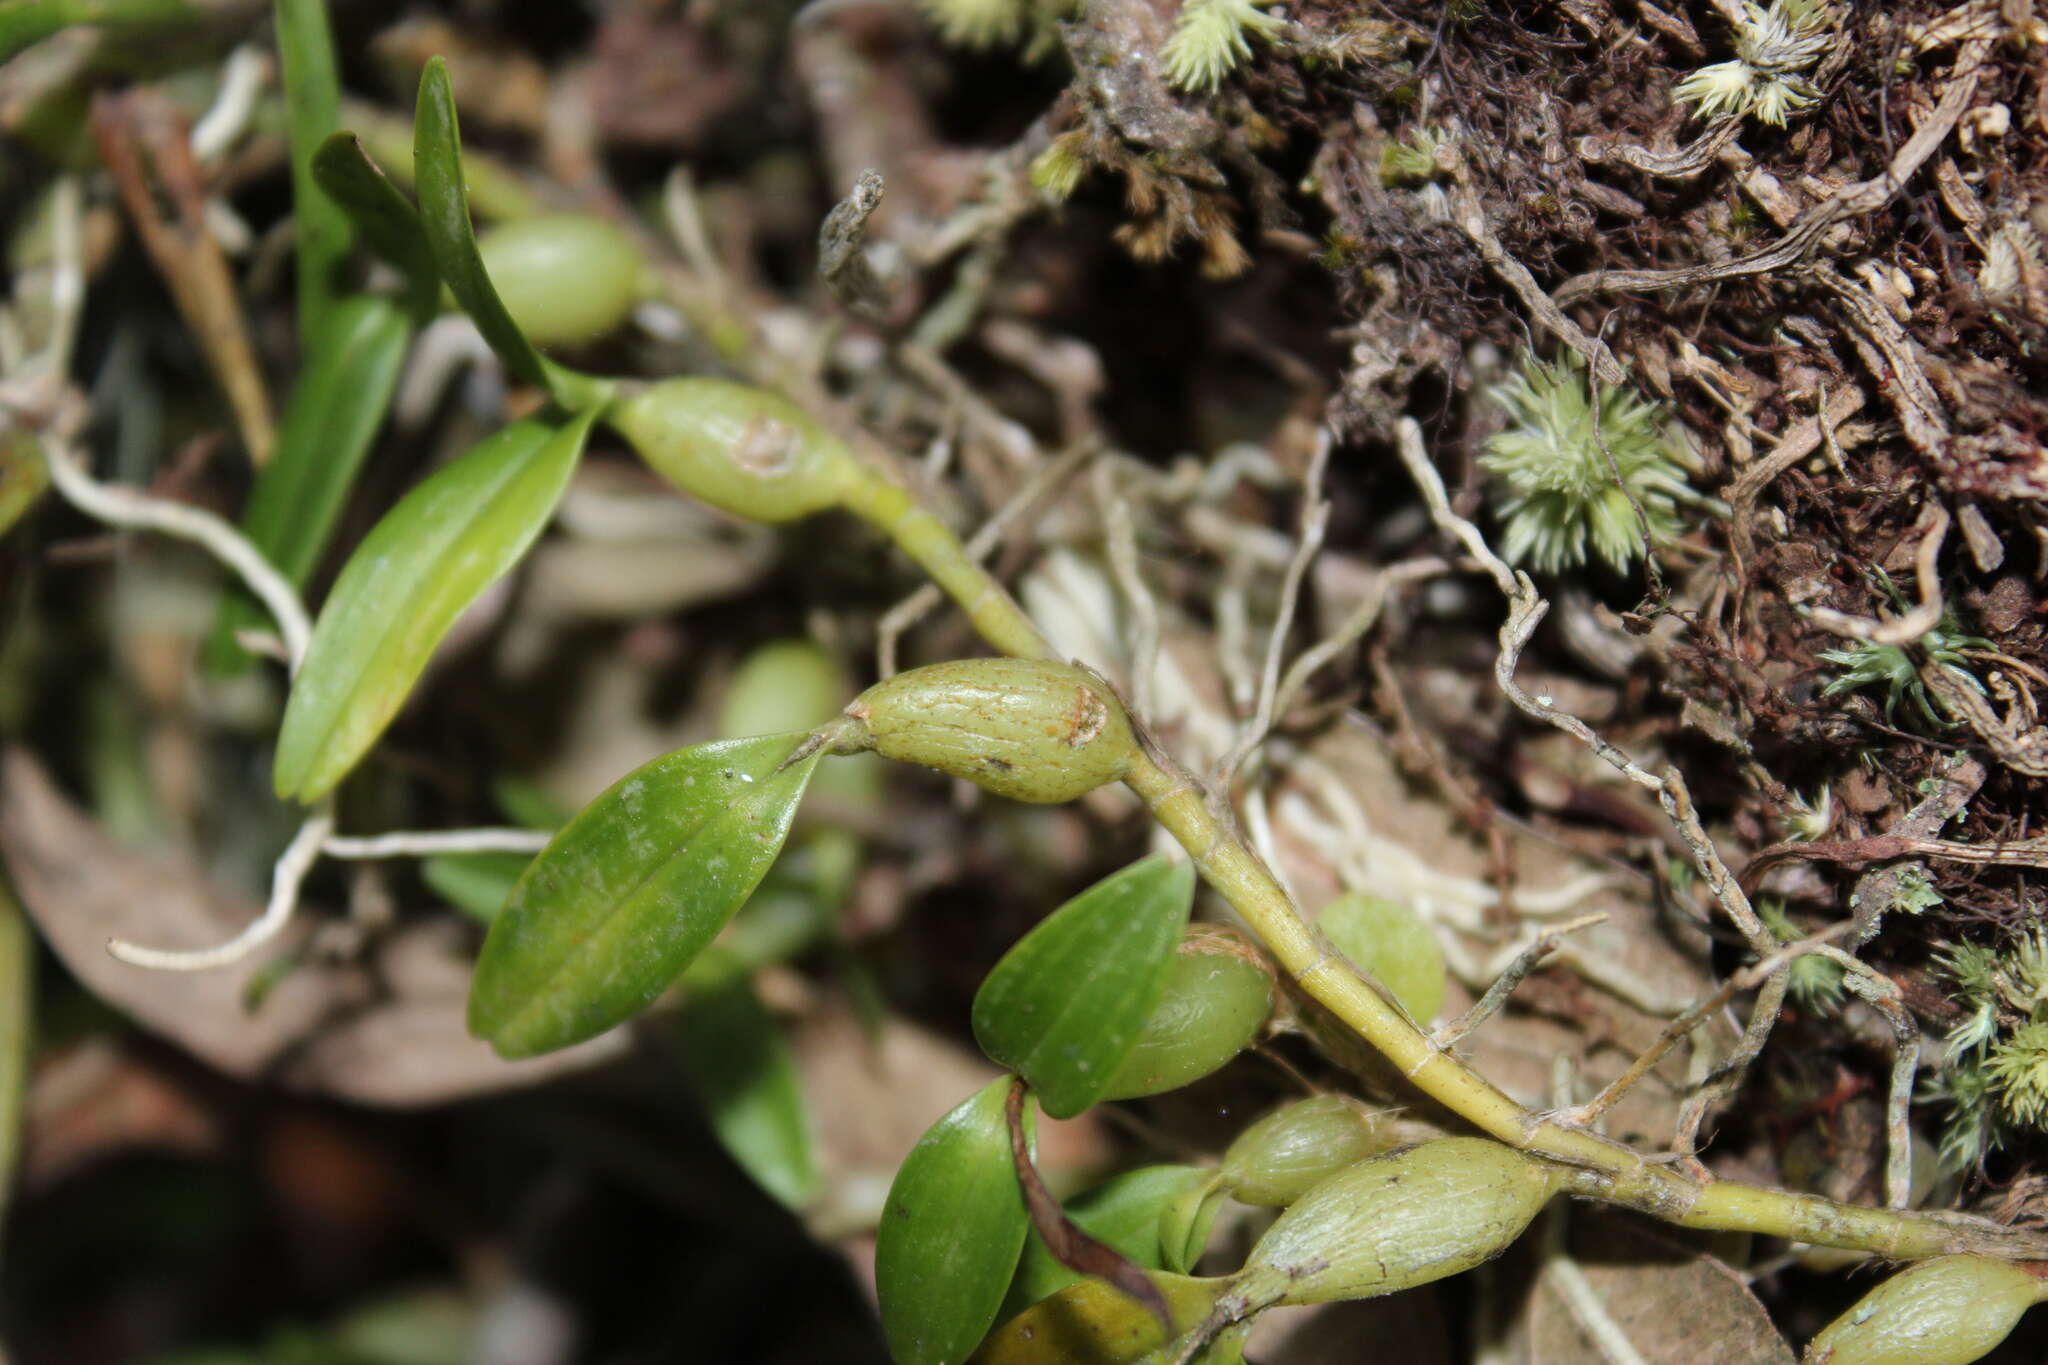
(91, 90), (274, 464)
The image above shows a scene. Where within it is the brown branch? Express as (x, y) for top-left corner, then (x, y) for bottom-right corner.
(90, 90), (274, 465)
(1004, 1077), (1171, 1333)
(1805, 504), (1952, 646)
(1553, 40), (1991, 305)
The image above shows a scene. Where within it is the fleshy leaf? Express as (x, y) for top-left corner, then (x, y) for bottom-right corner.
(1101, 934), (1273, 1101)
(971, 856), (1194, 1119)
(466, 732), (822, 1058)
(972, 1272), (1232, 1365)
(674, 949), (821, 1210)
(411, 57), (606, 410)
(877, 1076), (1033, 1365)
(273, 408), (597, 802)
(206, 295), (410, 674)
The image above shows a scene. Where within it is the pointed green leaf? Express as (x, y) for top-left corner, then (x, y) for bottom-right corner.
(878, 1076), (1033, 1365)
(206, 295), (410, 675)
(466, 733), (822, 1057)
(274, 408), (597, 802)
(674, 950), (820, 1209)
(972, 856), (1194, 1120)
(412, 57), (606, 411)
(1004, 1165), (1219, 1317)
(274, 0), (350, 342)
(310, 132), (439, 318)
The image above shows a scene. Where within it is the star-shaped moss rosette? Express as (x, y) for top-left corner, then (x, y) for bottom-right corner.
(1479, 351), (1704, 575)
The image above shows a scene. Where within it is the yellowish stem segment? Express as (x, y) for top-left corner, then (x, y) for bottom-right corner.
(839, 470), (1055, 664)
(837, 462), (2048, 1263)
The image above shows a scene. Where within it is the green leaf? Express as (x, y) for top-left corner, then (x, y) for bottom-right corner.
(674, 950), (821, 1209)
(274, 408), (597, 802)
(329, 1286), (475, 1365)
(878, 1076), (1033, 1365)
(1159, 1173), (1229, 1273)
(0, 430), (48, 539)
(411, 57), (606, 411)
(0, 0), (197, 66)
(972, 1272), (1232, 1365)
(466, 732), (823, 1057)
(273, 0), (350, 342)
(1101, 938), (1273, 1101)
(206, 295), (410, 675)
(310, 132), (438, 318)
(0, 859), (31, 1227)
(972, 856), (1194, 1119)
(1004, 1165), (1220, 1316)
(1316, 892), (1447, 1024)
(421, 850), (530, 925)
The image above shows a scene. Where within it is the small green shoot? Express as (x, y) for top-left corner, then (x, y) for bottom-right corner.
(1674, 0), (1834, 127)
(1160, 0), (1284, 93)
(1817, 575), (1990, 729)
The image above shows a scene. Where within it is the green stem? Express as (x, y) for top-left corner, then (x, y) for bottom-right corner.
(274, 0), (350, 344)
(0, 862), (31, 1238)
(838, 467), (1055, 664)
(840, 460), (2048, 1263)
(0, 0), (193, 63)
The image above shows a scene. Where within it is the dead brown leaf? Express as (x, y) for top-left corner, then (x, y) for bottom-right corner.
(0, 750), (625, 1104)
(1525, 1213), (1793, 1365)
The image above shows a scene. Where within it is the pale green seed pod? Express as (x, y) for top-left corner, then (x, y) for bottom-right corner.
(1802, 1255), (2046, 1365)
(1219, 1094), (1395, 1207)
(608, 378), (859, 523)
(842, 658), (1139, 803)
(1318, 891), (1447, 1023)
(1224, 1137), (1555, 1311)
(474, 214), (645, 346)
(1102, 930), (1275, 1100)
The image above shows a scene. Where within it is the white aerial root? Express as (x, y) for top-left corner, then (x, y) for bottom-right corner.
(41, 435), (313, 672)
(108, 810), (335, 969)
(324, 828), (552, 859)
(33, 403), (546, 970)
